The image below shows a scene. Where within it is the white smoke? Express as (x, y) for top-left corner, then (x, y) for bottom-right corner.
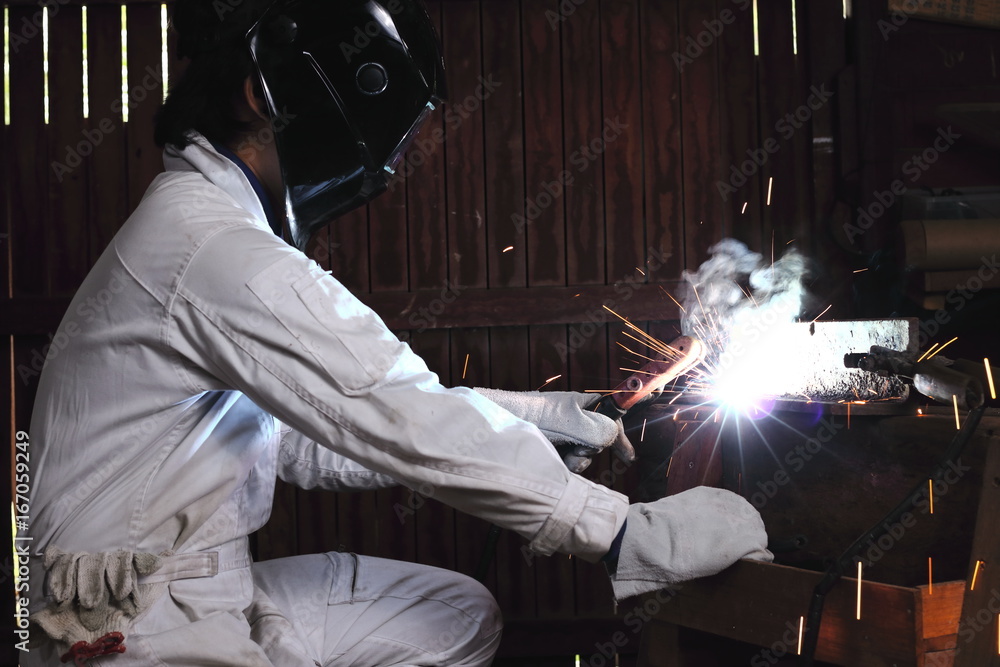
(681, 239), (810, 408)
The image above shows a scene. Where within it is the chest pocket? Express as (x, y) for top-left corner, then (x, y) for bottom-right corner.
(246, 255), (405, 394)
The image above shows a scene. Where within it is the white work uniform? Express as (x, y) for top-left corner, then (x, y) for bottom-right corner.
(23, 134), (629, 666)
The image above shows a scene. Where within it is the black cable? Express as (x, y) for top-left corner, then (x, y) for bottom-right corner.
(798, 403), (986, 666)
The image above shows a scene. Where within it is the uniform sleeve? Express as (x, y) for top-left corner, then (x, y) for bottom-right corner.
(167, 225), (628, 561)
(276, 422), (399, 491)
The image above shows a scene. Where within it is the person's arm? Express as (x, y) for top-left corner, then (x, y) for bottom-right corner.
(168, 224), (627, 561)
(276, 422), (399, 491)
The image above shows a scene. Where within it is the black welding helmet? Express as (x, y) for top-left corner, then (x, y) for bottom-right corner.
(247, 0), (446, 249)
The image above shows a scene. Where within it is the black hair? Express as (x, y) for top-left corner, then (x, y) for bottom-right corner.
(153, 0), (274, 148)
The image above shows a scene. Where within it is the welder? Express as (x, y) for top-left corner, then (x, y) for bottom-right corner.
(22, 1), (771, 665)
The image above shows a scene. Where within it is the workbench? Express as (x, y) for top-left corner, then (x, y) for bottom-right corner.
(632, 403), (1000, 666)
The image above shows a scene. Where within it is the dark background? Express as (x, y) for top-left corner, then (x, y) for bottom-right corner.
(4, 0), (1000, 664)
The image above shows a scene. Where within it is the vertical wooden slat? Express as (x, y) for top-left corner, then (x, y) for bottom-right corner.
(522, 0), (566, 288)
(482, 0), (525, 290)
(9, 7), (49, 466)
(126, 2), (165, 211)
(87, 3), (129, 261)
(716, 0), (763, 252)
(756, 0), (810, 250)
(600, 0), (645, 281)
(562, 0), (605, 287)
(677, 0), (725, 270)
(48, 5), (88, 296)
(443, 0), (487, 290)
(639, 0), (684, 280)
(9, 5), (48, 297)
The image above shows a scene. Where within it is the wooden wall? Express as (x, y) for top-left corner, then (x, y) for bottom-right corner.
(4, 0), (1000, 662)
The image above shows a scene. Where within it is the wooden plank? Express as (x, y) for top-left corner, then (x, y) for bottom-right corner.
(919, 581), (965, 644)
(47, 4), (90, 296)
(256, 479), (297, 561)
(652, 559), (922, 666)
(329, 207), (370, 292)
(600, 0), (645, 281)
(561, 0), (605, 287)
(86, 3), (130, 261)
(442, 0), (487, 290)
(8, 6), (48, 297)
(522, 0), (566, 288)
(677, 0), (725, 270)
(0, 283), (686, 335)
(954, 439), (1000, 667)
(639, 0), (684, 279)
(125, 2), (165, 211)
(715, 0), (763, 252)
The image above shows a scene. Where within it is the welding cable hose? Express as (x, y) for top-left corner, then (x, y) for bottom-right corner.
(797, 403), (987, 666)
(472, 388), (636, 472)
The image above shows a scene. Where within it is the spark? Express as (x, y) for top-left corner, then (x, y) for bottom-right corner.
(928, 479), (934, 514)
(786, 238), (795, 245)
(811, 304), (832, 322)
(766, 177), (774, 206)
(665, 456), (673, 477)
(502, 245), (514, 253)
(537, 375), (561, 390)
(917, 343), (940, 363)
(972, 560), (984, 591)
(462, 353), (470, 380)
(660, 286), (686, 314)
(641, 419), (647, 442)
(954, 394), (961, 430)
(797, 616), (804, 655)
(917, 408), (923, 416)
(741, 201), (748, 214)
(928, 337), (958, 360)
(986, 358), (996, 399)
(856, 562), (863, 619)
(853, 268), (869, 273)
(928, 557), (933, 594)
(847, 402), (851, 430)
(636, 266), (646, 276)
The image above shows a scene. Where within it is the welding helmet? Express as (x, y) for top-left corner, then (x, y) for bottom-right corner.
(246, 0), (446, 249)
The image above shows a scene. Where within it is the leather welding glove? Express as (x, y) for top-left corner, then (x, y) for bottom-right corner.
(473, 387), (635, 473)
(607, 486), (773, 600)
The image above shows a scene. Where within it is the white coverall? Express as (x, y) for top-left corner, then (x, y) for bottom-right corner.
(22, 134), (629, 666)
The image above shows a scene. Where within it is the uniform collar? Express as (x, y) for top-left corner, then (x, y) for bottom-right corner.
(163, 132), (282, 237)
